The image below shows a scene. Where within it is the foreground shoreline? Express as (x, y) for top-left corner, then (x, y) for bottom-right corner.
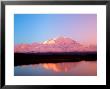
(14, 52), (97, 66)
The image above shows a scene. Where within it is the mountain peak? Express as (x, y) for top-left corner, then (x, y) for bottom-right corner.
(43, 39), (56, 44)
(14, 37), (97, 53)
(42, 36), (76, 45)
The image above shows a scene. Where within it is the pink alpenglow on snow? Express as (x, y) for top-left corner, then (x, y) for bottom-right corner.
(14, 37), (97, 53)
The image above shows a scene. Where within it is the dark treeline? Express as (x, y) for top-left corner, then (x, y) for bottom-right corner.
(14, 52), (97, 66)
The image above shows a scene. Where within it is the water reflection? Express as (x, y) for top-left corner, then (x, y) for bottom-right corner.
(42, 62), (79, 72)
(14, 61), (97, 76)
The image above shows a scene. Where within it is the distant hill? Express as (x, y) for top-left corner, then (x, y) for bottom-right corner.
(14, 36), (97, 53)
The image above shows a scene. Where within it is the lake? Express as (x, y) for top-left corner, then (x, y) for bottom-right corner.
(14, 61), (97, 76)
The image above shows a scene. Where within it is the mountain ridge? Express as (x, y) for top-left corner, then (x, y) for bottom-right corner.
(14, 37), (97, 53)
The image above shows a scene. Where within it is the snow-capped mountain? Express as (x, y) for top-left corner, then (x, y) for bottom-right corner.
(14, 37), (97, 53)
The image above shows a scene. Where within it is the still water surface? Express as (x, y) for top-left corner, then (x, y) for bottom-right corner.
(14, 61), (97, 76)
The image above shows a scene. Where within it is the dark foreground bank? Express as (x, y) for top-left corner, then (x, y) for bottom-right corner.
(14, 52), (97, 66)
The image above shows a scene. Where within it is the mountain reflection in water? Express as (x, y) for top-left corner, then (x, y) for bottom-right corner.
(14, 61), (97, 76)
